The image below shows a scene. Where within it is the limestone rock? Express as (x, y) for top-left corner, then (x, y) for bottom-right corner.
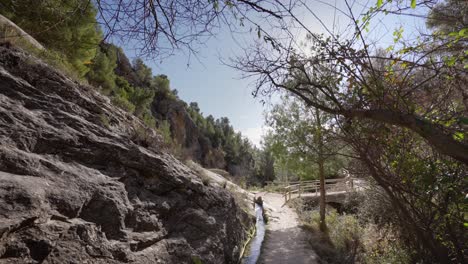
(0, 46), (253, 263)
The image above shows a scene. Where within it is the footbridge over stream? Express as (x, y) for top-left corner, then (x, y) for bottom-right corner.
(266, 178), (365, 204)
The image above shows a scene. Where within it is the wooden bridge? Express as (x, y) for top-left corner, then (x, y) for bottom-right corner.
(266, 178), (356, 203)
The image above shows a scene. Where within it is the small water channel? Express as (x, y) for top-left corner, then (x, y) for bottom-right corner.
(241, 203), (266, 264)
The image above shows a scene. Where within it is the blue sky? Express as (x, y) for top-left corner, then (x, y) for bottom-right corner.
(121, 21), (275, 146)
(120, 1), (426, 147)
(146, 29), (268, 146)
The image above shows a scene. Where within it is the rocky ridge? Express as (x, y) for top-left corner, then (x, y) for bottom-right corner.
(0, 46), (253, 263)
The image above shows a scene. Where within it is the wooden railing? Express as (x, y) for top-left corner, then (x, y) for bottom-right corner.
(266, 178), (354, 203)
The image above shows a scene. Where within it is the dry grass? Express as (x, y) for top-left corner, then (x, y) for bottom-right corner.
(185, 160), (214, 187)
(292, 197), (411, 264)
(208, 168), (230, 178)
(302, 210), (361, 264)
(227, 184), (252, 214)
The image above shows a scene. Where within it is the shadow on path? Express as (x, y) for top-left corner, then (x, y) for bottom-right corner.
(258, 193), (319, 264)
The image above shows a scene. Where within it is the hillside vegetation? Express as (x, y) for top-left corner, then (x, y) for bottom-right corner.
(0, 0), (274, 186)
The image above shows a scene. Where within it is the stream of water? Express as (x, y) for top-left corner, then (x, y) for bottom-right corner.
(241, 203), (266, 264)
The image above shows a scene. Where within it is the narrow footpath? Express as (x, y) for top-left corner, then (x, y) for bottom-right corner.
(258, 193), (319, 264)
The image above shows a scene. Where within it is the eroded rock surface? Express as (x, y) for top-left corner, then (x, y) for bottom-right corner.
(0, 46), (252, 263)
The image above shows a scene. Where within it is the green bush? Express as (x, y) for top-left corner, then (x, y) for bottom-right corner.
(308, 210), (361, 263)
(129, 87), (154, 117)
(141, 112), (156, 128)
(1, 20), (81, 81)
(111, 95), (135, 113)
(361, 224), (411, 264)
(114, 76), (155, 118)
(1, 0), (102, 77)
(86, 46), (118, 94)
(157, 120), (173, 146)
(99, 114), (111, 128)
(303, 193), (412, 264)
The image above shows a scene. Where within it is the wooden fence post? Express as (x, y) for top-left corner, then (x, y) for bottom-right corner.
(284, 187), (288, 203)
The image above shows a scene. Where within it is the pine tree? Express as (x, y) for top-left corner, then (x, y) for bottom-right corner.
(86, 44), (118, 94)
(1, 0), (102, 77)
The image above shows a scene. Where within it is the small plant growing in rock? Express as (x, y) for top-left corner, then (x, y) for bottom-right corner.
(99, 114), (110, 128)
(128, 121), (162, 151)
(191, 256), (203, 264)
(201, 175), (211, 186)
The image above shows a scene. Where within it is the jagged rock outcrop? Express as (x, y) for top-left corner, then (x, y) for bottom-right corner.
(0, 46), (253, 263)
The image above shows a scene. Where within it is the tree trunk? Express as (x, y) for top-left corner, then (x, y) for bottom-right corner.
(318, 157), (326, 231)
(315, 108), (327, 231)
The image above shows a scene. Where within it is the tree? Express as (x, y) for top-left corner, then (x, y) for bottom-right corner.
(1, 0), (102, 77)
(267, 95), (347, 230)
(261, 149), (275, 182)
(86, 44), (118, 94)
(229, 1), (467, 165)
(93, 0), (284, 57)
(133, 58), (153, 87)
(128, 87), (155, 117)
(228, 1), (466, 261)
(341, 112), (466, 263)
(427, 0), (468, 33)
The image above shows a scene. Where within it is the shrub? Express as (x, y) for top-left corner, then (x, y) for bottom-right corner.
(307, 210), (361, 263)
(300, 187), (412, 264)
(360, 224), (411, 264)
(1, 0), (102, 77)
(141, 112), (156, 128)
(201, 175), (211, 186)
(86, 46), (117, 94)
(128, 87), (154, 117)
(156, 120), (172, 146)
(342, 191), (365, 214)
(111, 95), (135, 113)
(0, 21), (82, 82)
(99, 114), (110, 128)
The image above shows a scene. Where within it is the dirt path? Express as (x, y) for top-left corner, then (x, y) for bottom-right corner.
(257, 192), (319, 264)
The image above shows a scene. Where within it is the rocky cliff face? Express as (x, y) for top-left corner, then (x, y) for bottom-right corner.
(151, 97), (226, 169)
(0, 46), (252, 263)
